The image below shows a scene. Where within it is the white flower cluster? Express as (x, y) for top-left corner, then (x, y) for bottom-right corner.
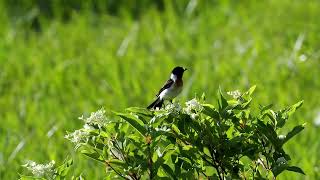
(64, 129), (89, 149)
(79, 108), (107, 127)
(227, 90), (242, 99)
(184, 98), (203, 120)
(150, 102), (182, 123)
(23, 160), (55, 178)
(165, 102), (182, 115)
(155, 125), (170, 132)
(65, 108), (108, 149)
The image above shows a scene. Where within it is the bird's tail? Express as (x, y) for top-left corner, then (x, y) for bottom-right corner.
(147, 97), (164, 109)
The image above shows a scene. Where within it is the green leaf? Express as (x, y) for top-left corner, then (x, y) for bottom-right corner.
(116, 113), (147, 136)
(282, 124), (305, 144)
(260, 104), (273, 114)
(286, 101), (304, 117)
(125, 107), (153, 124)
(190, 119), (203, 133)
(277, 101), (304, 128)
(286, 166), (305, 175)
(218, 87), (228, 111)
(256, 120), (279, 147)
(81, 149), (104, 163)
(246, 85), (256, 96)
(205, 166), (215, 176)
(153, 156), (165, 176)
(19, 175), (46, 180)
(161, 164), (177, 180)
(126, 107), (153, 116)
(272, 163), (288, 177)
(108, 159), (127, 168)
(56, 157), (73, 177)
(202, 104), (220, 120)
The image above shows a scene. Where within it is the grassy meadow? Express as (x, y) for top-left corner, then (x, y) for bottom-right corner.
(0, 0), (319, 179)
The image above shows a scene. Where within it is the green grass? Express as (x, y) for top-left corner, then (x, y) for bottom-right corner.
(0, 0), (319, 179)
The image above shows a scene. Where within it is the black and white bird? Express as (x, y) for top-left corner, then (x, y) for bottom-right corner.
(147, 66), (187, 109)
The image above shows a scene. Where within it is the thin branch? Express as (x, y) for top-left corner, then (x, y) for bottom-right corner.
(202, 155), (223, 180)
(147, 141), (153, 179)
(201, 154), (215, 167)
(200, 171), (208, 178)
(105, 161), (128, 180)
(209, 146), (223, 180)
(261, 139), (270, 170)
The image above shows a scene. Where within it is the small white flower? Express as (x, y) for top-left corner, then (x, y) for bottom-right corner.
(150, 112), (169, 124)
(83, 124), (94, 130)
(165, 102), (182, 114)
(79, 108), (107, 127)
(184, 98), (202, 113)
(155, 126), (170, 132)
(227, 90), (242, 99)
(184, 98), (203, 120)
(278, 135), (286, 140)
(65, 129), (89, 149)
(186, 98), (202, 109)
(151, 102), (182, 124)
(23, 160), (55, 178)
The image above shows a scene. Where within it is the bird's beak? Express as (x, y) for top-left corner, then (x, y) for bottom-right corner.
(184, 68), (188, 71)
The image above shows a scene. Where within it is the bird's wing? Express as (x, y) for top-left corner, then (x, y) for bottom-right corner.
(156, 79), (174, 97)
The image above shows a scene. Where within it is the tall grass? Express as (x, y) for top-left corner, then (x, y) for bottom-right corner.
(0, 0), (319, 179)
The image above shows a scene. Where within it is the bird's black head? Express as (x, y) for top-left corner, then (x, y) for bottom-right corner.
(171, 66), (187, 78)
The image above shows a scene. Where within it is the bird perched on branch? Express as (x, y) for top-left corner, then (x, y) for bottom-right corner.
(147, 66), (187, 109)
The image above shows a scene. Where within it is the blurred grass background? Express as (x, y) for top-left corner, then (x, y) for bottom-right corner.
(0, 0), (319, 179)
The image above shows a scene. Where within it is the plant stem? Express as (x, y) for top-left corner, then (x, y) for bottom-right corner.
(105, 161), (128, 180)
(148, 143), (153, 179)
(209, 147), (223, 180)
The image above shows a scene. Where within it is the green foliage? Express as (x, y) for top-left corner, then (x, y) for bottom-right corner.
(23, 87), (305, 179)
(20, 158), (73, 180)
(1, 0), (319, 179)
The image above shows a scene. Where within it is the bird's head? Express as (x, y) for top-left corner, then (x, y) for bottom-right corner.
(171, 66), (187, 79)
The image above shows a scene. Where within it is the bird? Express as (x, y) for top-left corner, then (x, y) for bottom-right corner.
(147, 66), (187, 109)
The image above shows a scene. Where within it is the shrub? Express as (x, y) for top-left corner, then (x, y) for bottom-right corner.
(21, 86), (305, 179)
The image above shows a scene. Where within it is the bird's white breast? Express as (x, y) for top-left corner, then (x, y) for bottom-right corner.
(159, 83), (182, 100)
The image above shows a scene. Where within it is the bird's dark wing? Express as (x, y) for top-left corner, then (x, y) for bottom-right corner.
(156, 79), (174, 96)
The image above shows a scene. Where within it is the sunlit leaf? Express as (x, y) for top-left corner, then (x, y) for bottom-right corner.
(286, 101), (304, 117)
(116, 112), (147, 136)
(272, 163), (288, 177)
(81, 149), (104, 163)
(56, 157), (73, 177)
(282, 124), (305, 144)
(161, 164), (176, 179)
(286, 166), (305, 175)
(202, 104), (220, 120)
(218, 88), (228, 111)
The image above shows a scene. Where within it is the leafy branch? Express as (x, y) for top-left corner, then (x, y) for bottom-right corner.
(21, 86), (305, 179)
